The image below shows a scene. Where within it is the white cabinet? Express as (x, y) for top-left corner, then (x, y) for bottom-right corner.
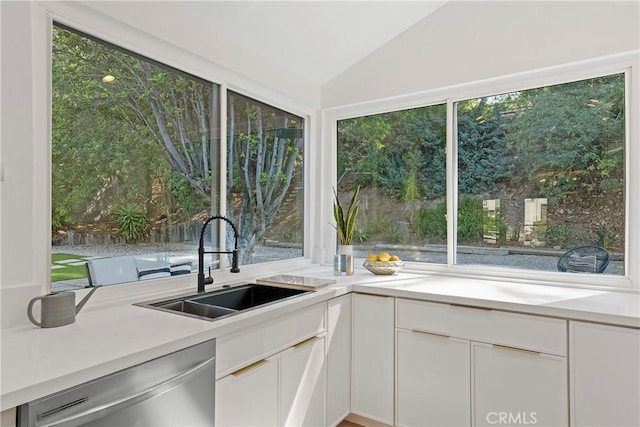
(352, 293), (395, 425)
(215, 303), (327, 427)
(396, 329), (470, 427)
(215, 355), (280, 427)
(216, 335), (327, 427)
(280, 336), (326, 427)
(326, 294), (352, 427)
(395, 299), (568, 427)
(1, 408), (16, 427)
(570, 321), (640, 427)
(473, 342), (567, 427)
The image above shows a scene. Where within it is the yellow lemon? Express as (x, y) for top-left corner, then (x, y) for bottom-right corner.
(390, 255), (400, 261)
(367, 253), (379, 261)
(377, 252), (391, 261)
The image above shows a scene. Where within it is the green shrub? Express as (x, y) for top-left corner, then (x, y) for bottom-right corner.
(353, 224), (369, 243)
(363, 216), (387, 236)
(52, 205), (75, 230)
(497, 220), (508, 246)
(546, 224), (573, 248)
(596, 221), (615, 249)
(457, 195), (483, 243)
(414, 202), (447, 242)
(386, 223), (406, 244)
(112, 203), (150, 242)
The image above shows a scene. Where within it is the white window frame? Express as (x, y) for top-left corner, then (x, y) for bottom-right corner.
(33, 3), (316, 292)
(325, 51), (639, 290)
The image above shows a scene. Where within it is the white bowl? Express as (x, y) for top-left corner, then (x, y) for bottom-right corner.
(363, 260), (404, 275)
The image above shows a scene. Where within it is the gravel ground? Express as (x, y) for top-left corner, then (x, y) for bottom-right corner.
(51, 243), (624, 292)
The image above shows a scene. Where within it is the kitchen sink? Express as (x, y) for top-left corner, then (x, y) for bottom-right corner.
(191, 284), (308, 310)
(136, 283), (310, 321)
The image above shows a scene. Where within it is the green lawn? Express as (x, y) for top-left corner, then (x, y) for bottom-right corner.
(51, 253), (91, 282)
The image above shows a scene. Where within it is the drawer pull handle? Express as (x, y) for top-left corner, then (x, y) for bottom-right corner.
(450, 303), (492, 312)
(493, 344), (540, 356)
(294, 336), (320, 349)
(231, 359), (268, 377)
(412, 329), (450, 339)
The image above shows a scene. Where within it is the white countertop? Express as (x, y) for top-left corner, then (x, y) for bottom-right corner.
(2, 265), (639, 411)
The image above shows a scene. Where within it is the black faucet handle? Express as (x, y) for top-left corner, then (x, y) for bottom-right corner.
(204, 267), (214, 285)
(231, 250), (240, 273)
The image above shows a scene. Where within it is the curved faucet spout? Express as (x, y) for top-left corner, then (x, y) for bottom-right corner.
(198, 216), (241, 293)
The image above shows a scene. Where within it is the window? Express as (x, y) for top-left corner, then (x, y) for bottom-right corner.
(51, 24), (304, 291)
(226, 91), (304, 264)
(455, 74), (625, 275)
(337, 104), (447, 263)
(337, 73), (626, 278)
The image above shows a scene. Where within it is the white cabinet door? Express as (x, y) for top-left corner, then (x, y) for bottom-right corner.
(473, 342), (567, 427)
(215, 355), (279, 427)
(280, 335), (326, 427)
(1, 408), (16, 427)
(570, 321), (640, 427)
(352, 293), (394, 425)
(326, 294), (352, 427)
(396, 329), (471, 427)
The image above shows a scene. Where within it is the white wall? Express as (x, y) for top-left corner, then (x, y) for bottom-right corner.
(322, 1), (640, 108)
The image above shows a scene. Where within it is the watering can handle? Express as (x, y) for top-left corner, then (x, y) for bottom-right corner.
(27, 295), (46, 327)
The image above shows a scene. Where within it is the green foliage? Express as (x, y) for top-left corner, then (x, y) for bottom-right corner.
(457, 99), (517, 194)
(333, 186), (360, 245)
(497, 221), (508, 246)
(401, 171), (420, 203)
(353, 225), (369, 243)
(363, 216), (387, 236)
(596, 221), (615, 249)
(52, 205), (76, 230)
(538, 174), (579, 203)
(457, 196), (483, 243)
(169, 172), (205, 219)
(112, 204), (151, 242)
(386, 223), (406, 244)
(546, 224), (573, 248)
(511, 226), (521, 243)
(483, 215), (508, 246)
(414, 202), (447, 242)
(506, 74), (624, 188)
(532, 221), (548, 240)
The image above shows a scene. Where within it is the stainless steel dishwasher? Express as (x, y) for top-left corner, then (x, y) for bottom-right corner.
(18, 339), (215, 427)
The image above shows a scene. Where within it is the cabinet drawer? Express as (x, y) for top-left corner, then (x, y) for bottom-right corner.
(216, 303), (326, 378)
(396, 298), (566, 356)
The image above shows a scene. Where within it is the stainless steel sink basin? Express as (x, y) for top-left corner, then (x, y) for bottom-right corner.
(136, 283), (310, 321)
(158, 300), (237, 318)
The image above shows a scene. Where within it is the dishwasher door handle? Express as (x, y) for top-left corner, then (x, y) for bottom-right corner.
(37, 354), (216, 427)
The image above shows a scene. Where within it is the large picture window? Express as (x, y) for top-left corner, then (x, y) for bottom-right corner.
(337, 73), (626, 278)
(455, 74), (625, 274)
(337, 104), (447, 263)
(51, 24), (304, 291)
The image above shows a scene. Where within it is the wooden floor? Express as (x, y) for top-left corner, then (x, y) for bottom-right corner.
(337, 421), (363, 427)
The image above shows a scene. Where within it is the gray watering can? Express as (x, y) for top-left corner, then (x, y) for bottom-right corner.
(27, 287), (99, 328)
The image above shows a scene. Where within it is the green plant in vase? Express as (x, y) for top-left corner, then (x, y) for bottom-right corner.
(333, 186), (360, 274)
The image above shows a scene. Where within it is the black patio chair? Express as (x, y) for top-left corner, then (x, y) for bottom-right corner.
(557, 245), (610, 274)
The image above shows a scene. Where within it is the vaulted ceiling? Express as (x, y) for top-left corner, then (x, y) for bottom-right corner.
(80, 1), (447, 87)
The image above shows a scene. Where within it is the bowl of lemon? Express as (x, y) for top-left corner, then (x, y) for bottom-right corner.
(363, 252), (404, 275)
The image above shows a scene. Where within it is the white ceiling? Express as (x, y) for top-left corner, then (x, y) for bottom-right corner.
(80, 1), (447, 86)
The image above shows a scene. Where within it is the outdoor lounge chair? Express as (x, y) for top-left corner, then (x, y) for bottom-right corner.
(557, 245), (610, 274)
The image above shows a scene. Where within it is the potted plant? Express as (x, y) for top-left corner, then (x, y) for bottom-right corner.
(333, 186), (360, 261)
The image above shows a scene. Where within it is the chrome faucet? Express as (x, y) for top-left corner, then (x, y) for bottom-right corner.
(198, 215), (240, 293)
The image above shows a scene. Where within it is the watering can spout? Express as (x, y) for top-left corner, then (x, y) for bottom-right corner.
(76, 286), (99, 314)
